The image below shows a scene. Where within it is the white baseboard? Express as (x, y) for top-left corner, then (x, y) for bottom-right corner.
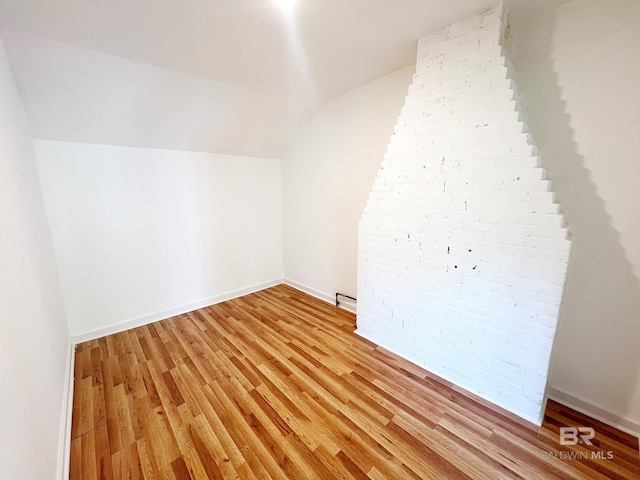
(547, 386), (640, 439)
(57, 338), (75, 480)
(283, 278), (357, 314)
(72, 278), (284, 344)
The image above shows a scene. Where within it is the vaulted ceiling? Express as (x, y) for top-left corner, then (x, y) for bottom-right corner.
(0, 0), (557, 157)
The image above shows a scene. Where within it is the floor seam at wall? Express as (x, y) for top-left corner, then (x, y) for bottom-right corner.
(353, 326), (543, 426)
(283, 278), (357, 314)
(72, 278), (285, 344)
(547, 387), (640, 439)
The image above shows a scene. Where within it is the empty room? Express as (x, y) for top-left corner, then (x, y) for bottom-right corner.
(1, 0), (639, 478)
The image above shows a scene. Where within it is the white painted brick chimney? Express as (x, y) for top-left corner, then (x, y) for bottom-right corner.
(356, 4), (571, 425)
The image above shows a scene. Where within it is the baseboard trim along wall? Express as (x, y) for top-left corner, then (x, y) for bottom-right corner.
(57, 338), (76, 480)
(57, 279), (638, 477)
(548, 387), (640, 439)
(283, 279), (357, 314)
(71, 278), (284, 344)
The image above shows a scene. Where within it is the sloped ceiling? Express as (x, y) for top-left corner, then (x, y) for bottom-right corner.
(0, 0), (507, 157)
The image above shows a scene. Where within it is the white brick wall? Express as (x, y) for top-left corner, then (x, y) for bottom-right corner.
(356, 4), (571, 425)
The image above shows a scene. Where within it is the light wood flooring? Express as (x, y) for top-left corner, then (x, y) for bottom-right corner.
(70, 284), (640, 479)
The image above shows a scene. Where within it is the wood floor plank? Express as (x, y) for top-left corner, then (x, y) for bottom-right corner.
(70, 423), (113, 480)
(204, 380), (289, 480)
(70, 284), (640, 479)
(112, 442), (144, 480)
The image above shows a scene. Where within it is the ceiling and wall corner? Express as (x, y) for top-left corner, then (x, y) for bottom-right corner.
(0, 29), (311, 159)
(0, 0), (497, 157)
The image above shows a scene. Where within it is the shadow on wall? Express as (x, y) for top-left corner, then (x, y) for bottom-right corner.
(510, 2), (640, 430)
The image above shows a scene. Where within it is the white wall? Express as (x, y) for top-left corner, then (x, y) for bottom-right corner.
(36, 141), (283, 339)
(0, 40), (70, 479)
(1, 29), (310, 159)
(282, 66), (414, 302)
(509, 0), (640, 434)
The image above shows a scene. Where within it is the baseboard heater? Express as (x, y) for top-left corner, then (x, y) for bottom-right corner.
(335, 292), (357, 308)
